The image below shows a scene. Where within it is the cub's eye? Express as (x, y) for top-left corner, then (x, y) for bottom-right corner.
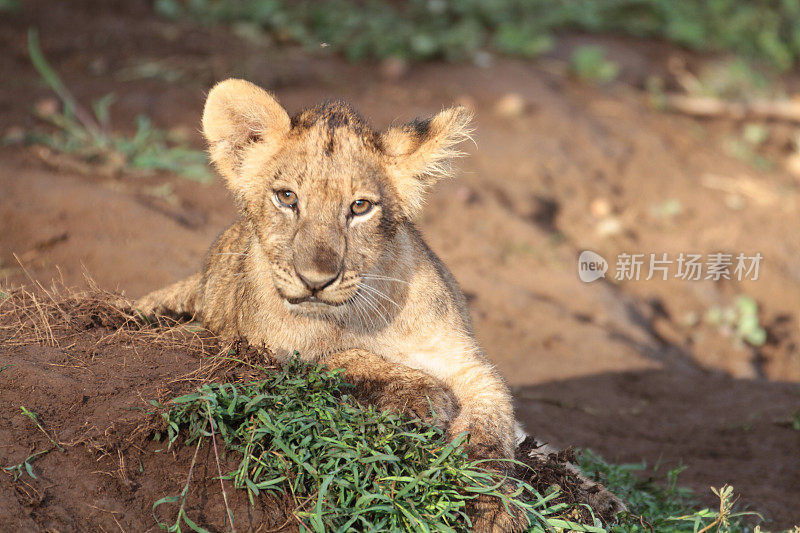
(350, 199), (373, 216)
(276, 190), (298, 208)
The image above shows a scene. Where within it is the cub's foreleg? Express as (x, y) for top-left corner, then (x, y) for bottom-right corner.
(407, 347), (529, 532)
(320, 349), (458, 429)
(135, 273), (203, 319)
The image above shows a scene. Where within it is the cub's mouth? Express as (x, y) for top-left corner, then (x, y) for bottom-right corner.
(271, 264), (361, 313)
(285, 294), (346, 307)
(282, 293), (354, 316)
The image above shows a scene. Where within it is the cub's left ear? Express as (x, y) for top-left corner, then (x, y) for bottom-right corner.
(381, 106), (473, 219)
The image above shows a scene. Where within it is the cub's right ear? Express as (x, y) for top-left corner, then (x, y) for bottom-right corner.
(202, 79), (290, 192)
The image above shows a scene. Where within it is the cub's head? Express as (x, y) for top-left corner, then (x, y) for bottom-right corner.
(202, 79), (471, 314)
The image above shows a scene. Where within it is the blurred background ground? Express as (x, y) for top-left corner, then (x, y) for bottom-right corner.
(1, 0), (799, 529)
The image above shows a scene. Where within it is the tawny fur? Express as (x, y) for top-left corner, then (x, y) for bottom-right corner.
(138, 79), (526, 531)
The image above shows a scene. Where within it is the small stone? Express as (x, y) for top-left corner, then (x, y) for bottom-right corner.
(3, 126), (25, 145)
(681, 311), (699, 327)
(89, 57), (108, 76)
(473, 50), (493, 69)
(168, 125), (193, 143)
(493, 93), (526, 118)
(785, 152), (800, 180)
(589, 198), (612, 218)
(727, 357), (758, 379)
(724, 194), (745, 210)
(595, 216), (623, 237)
(380, 57), (408, 80)
(34, 97), (60, 118)
(455, 186), (477, 204)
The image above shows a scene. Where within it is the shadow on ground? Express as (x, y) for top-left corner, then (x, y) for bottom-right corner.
(515, 369), (800, 528)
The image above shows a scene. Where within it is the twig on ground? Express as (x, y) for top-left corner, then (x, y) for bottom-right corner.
(207, 401), (236, 532)
(662, 93), (800, 122)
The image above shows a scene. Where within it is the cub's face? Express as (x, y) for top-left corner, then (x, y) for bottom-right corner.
(202, 79), (470, 315)
(247, 118), (398, 313)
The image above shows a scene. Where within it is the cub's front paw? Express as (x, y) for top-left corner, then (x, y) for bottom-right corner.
(133, 294), (160, 318)
(371, 375), (458, 427)
(133, 295), (177, 323)
(321, 350), (459, 428)
(469, 490), (530, 533)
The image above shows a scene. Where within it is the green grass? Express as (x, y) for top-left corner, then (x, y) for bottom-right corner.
(155, 354), (767, 532)
(570, 46), (620, 85)
(578, 451), (760, 533)
(155, 0), (800, 70)
(156, 355), (607, 532)
(0, 0), (19, 12)
(3, 406), (61, 481)
(705, 295), (767, 348)
(20, 28), (211, 183)
(3, 449), (50, 481)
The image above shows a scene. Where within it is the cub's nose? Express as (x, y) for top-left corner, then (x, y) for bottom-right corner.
(292, 223), (345, 293)
(296, 269), (338, 292)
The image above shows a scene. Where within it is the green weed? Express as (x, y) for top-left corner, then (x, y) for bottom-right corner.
(650, 198), (684, 222)
(156, 0), (800, 69)
(19, 406), (64, 452)
(24, 29), (211, 182)
(578, 450), (760, 532)
(156, 355), (605, 532)
(155, 354), (778, 532)
(570, 46), (620, 85)
(692, 59), (773, 100)
(0, 0), (19, 12)
(3, 406), (62, 481)
(116, 59), (188, 84)
(719, 121), (773, 171)
(705, 295), (767, 348)
(3, 449), (50, 481)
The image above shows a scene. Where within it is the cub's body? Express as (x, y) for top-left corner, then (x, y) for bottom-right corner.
(138, 79), (524, 531)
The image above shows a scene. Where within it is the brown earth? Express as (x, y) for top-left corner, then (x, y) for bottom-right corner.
(0, 290), (296, 532)
(1, 0), (799, 530)
(0, 288), (620, 531)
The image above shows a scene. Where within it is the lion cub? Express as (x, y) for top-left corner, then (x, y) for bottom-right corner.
(138, 79), (526, 531)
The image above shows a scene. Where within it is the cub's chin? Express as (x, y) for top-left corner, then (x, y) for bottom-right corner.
(282, 295), (346, 316)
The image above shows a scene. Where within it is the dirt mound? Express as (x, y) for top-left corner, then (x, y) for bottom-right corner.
(0, 287), (619, 531)
(0, 286), (293, 531)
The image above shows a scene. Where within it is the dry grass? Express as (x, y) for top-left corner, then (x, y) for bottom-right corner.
(0, 274), (272, 385)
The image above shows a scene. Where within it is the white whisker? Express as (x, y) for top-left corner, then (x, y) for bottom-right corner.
(362, 293), (383, 331)
(359, 282), (401, 310)
(350, 293), (370, 331)
(356, 287), (389, 329)
(361, 274), (410, 285)
(355, 292), (377, 331)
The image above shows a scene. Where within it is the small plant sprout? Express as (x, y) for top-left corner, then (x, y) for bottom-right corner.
(569, 46), (620, 85)
(20, 406), (64, 451)
(578, 452), (761, 532)
(25, 28), (211, 182)
(3, 450), (50, 481)
(705, 295), (767, 348)
(3, 406), (63, 481)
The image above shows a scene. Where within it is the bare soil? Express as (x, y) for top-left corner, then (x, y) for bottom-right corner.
(1, 0), (799, 529)
(0, 291), (295, 532)
(0, 289), (619, 531)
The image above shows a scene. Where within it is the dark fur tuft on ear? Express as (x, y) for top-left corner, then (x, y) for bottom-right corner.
(381, 106), (473, 218)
